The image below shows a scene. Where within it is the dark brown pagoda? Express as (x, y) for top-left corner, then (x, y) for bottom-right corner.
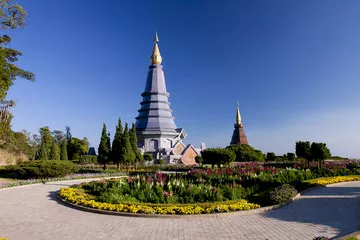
(230, 103), (248, 145)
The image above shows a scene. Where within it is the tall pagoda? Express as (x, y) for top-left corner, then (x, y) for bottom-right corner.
(230, 103), (248, 145)
(135, 33), (196, 164)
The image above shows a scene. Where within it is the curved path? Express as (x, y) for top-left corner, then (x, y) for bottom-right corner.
(0, 179), (359, 240)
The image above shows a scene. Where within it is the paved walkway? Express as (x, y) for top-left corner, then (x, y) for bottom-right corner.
(0, 179), (359, 240)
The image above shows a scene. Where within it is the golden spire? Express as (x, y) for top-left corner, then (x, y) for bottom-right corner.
(236, 101), (242, 125)
(150, 32), (162, 64)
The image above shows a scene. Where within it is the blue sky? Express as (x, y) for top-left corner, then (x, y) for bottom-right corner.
(6, 0), (360, 158)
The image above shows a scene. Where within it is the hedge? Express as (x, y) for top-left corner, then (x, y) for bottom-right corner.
(0, 160), (79, 179)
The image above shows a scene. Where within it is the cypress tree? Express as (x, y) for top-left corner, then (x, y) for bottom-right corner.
(129, 123), (143, 168)
(111, 118), (123, 170)
(121, 123), (135, 169)
(60, 140), (68, 160)
(50, 141), (60, 160)
(98, 123), (110, 170)
(39, 140), (48, 160)
(107, 131), (111, 161)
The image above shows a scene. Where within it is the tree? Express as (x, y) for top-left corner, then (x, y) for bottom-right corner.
(50, 141), (60, 160)
(120, 123), (135, 169)
(39, 127), (53, 158)
(0, 1), (34, 143)
(98, 124), (110, 170)
(0, 100), (13, 140)
(39, 140), (48, 160)
(107, 132), (111, 162)
(52, 130), (65, 145)
(65, 126), (71, 143)
(129, 123), (143, 168)
(111, 118), (123, 170)
(295, 141), (311, 167)
(227, 144), (265, 162)
(60, 140), (68, 161)
(67, 137), (88, 160)
(311, 142), (331, 168)
(287, 152), (295, 161)
(266, 152), (276, 161)
(0, 0), (28, 30)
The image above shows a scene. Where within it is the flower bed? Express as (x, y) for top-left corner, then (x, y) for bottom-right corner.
(305, 175), (360, 185)
(58, 173), (360, 215)
(59, 187), (260, 214)
(73, 173), (250, 205)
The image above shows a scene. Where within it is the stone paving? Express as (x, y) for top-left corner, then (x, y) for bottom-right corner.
(0, 179), (359, 240)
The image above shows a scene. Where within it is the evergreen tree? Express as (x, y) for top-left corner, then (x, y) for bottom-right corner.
(39, 127), (53, 157)
(111, 118), (123, 170)
(50, 141), (60, 160)
(121, 123), (135, 169)
(65, 126), (72, 143)
(98, 123), (110, 170)
(39, 140), (48, 160)
(295, 141), (311, 167)
(129, 123), (143, 168)
(107, 131), (111, 163)
(60, 140), (68, 160)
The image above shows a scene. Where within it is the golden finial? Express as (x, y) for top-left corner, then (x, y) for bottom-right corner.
(236, 101), (242, 125)
(150, 32), (162, 64)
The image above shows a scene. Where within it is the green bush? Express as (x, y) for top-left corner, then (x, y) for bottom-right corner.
(0, 160), (79, 179)
(287, 153), (295, 161)
(227, 144), (265, 162)
(266, 152), (276, 161)
(269, 184), (298, 204)
(201, 148), (236, 167)
(143, 153), (153, 162)
(195, 156), (203, 164)
(158, 159), (164, 164)
(78, 155), (98, 164)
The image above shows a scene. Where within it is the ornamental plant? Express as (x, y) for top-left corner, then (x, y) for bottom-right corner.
(59, 187), (260, 215)
(269, 184), (298, 204)
(0, 160), (78, 179)
(79, 173), (248, 205)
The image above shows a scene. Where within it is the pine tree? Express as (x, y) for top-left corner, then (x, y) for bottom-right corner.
(39, 140), (48, 160)
(50, 141), (60, 160)
(121, 123), (135, 169)
(111, 118), (123, 170)
(98, 123), (110, 170)
(129, 123), (143, 168)
(60, 140), (68, 160)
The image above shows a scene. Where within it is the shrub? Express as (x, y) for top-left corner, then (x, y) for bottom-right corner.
(0, 160), (79, 179)
(266, 152), (276, 161)
(227, 145), (265, 162)
(143, 153), (153, 162)
(158, 159), (164, 164)
(287, 153), (295, 161)
(195, 156), (203, 164)
(78, 155), (98, 164)
(201, 148), (236, 167)
(269, 184), (298, 204)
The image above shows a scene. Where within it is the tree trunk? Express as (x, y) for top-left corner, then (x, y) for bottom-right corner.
(116, 162), (120, 171)
(103, 163), (106, 170)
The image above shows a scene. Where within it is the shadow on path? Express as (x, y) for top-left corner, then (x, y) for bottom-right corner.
(263, 186), (360, 238)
